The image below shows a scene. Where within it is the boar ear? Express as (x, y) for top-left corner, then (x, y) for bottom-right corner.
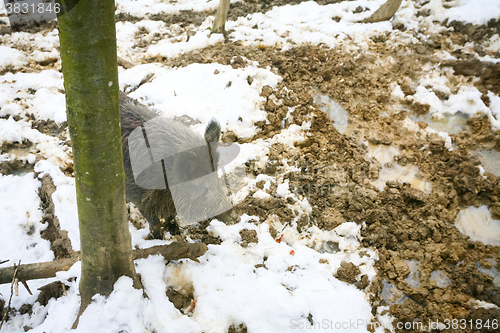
(204, 118), (221, 142)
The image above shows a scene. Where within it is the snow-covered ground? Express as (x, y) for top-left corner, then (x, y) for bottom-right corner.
(1, 0), (500, 332)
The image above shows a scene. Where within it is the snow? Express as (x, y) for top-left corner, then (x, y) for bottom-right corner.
(455, 206), (500, 247)
(4, 220), (378, 333)
(488, 91), (500, 127)
(0, 172), (59, 315)
(276, 179), (291, 197)
(0, 173), (52, 265)
(19, 263), (81, 333)
(146, 29), (225, 59)
(0, 30), (60, 70)
(73, 277), (151, 333)
(0, 70), (66, 123)
(393, 0), (500, 31)
(1, 0), (500, 332)
(115, 0), (226, 18)
(120, 63), (281, 138)
(227, 1), (393, 50)
(435, 0), (500, 25)
(410, 84), (500, 130)
(0, 117), (70, 168)
(184, 219), (376, 332)
(35, 161), (80, 251)
(0, 45), (27, 68)
(371, 163), (433, 194)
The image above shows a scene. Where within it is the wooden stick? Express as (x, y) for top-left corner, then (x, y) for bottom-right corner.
(364, 0), (403, 23)
(0, 242), (207, 285)
(0, 260), (20, 330)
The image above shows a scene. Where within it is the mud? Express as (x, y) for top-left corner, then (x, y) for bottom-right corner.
(454, 113), (500, 151)
(228, 323), (248, 333)
(3, 19), (57, 35)
(115, 0), (345, 28)
(445, 18), (500, 45)
(166, 287), (194, 314)
(37, 174), (74, 259)
(0, 159), (34, 176)
(0, 138), (33, 154)
(239, 228), (258, 247)
(227, 0), (345, 22)
(162, 35), (500, 330)
(0, 138), (37, 175)
(30, 119), (68, 140)
(335, 261), (361, 285)
(235, 196), (294, 222)
(149, 11), (210, 28)
(0, 20), (10, 36)
(1, 279), (69, 332)
(116, 10), (209, 28)
(35, 281), (69, 307)
(185, 219), (222, 245)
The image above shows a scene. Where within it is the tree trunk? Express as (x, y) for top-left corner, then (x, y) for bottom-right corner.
(56, 0), (140, 322)
(212, 0), (231, 34)
(364, 0), (403, 23)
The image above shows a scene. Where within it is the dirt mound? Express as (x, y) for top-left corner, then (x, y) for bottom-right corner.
(38, 174), (74, 259)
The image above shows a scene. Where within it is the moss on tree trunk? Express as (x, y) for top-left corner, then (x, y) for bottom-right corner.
(56, 0), (139, 322)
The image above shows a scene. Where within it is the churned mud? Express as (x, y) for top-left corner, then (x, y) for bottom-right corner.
(37, 174), (74, 260)
(164, 17), (500, 331)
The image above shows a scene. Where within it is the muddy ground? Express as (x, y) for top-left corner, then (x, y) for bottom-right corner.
(148, 12), (500, 331)
(1, 0), (500, 332)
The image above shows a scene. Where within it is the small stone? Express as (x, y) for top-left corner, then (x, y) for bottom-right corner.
(416, 121), (428, 129)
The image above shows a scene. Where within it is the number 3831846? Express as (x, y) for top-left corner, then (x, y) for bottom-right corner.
(5, 2), (61, 15)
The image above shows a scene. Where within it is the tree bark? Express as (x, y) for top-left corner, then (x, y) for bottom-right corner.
(212, 0), (231, 34)
(0, 242), (208, 285)
(364, 0), (403, 23)
(56, 0), (139, 321)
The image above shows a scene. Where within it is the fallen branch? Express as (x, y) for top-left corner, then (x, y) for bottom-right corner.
(0, 242), (207, 285)
(133, 242), (208, 263)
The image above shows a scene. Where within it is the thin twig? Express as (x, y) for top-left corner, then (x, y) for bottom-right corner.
(0, 260), (20, 330)
(14, 278), (18, 297)
(21, 281), (32, 295)
(61, 282), (67, 296)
